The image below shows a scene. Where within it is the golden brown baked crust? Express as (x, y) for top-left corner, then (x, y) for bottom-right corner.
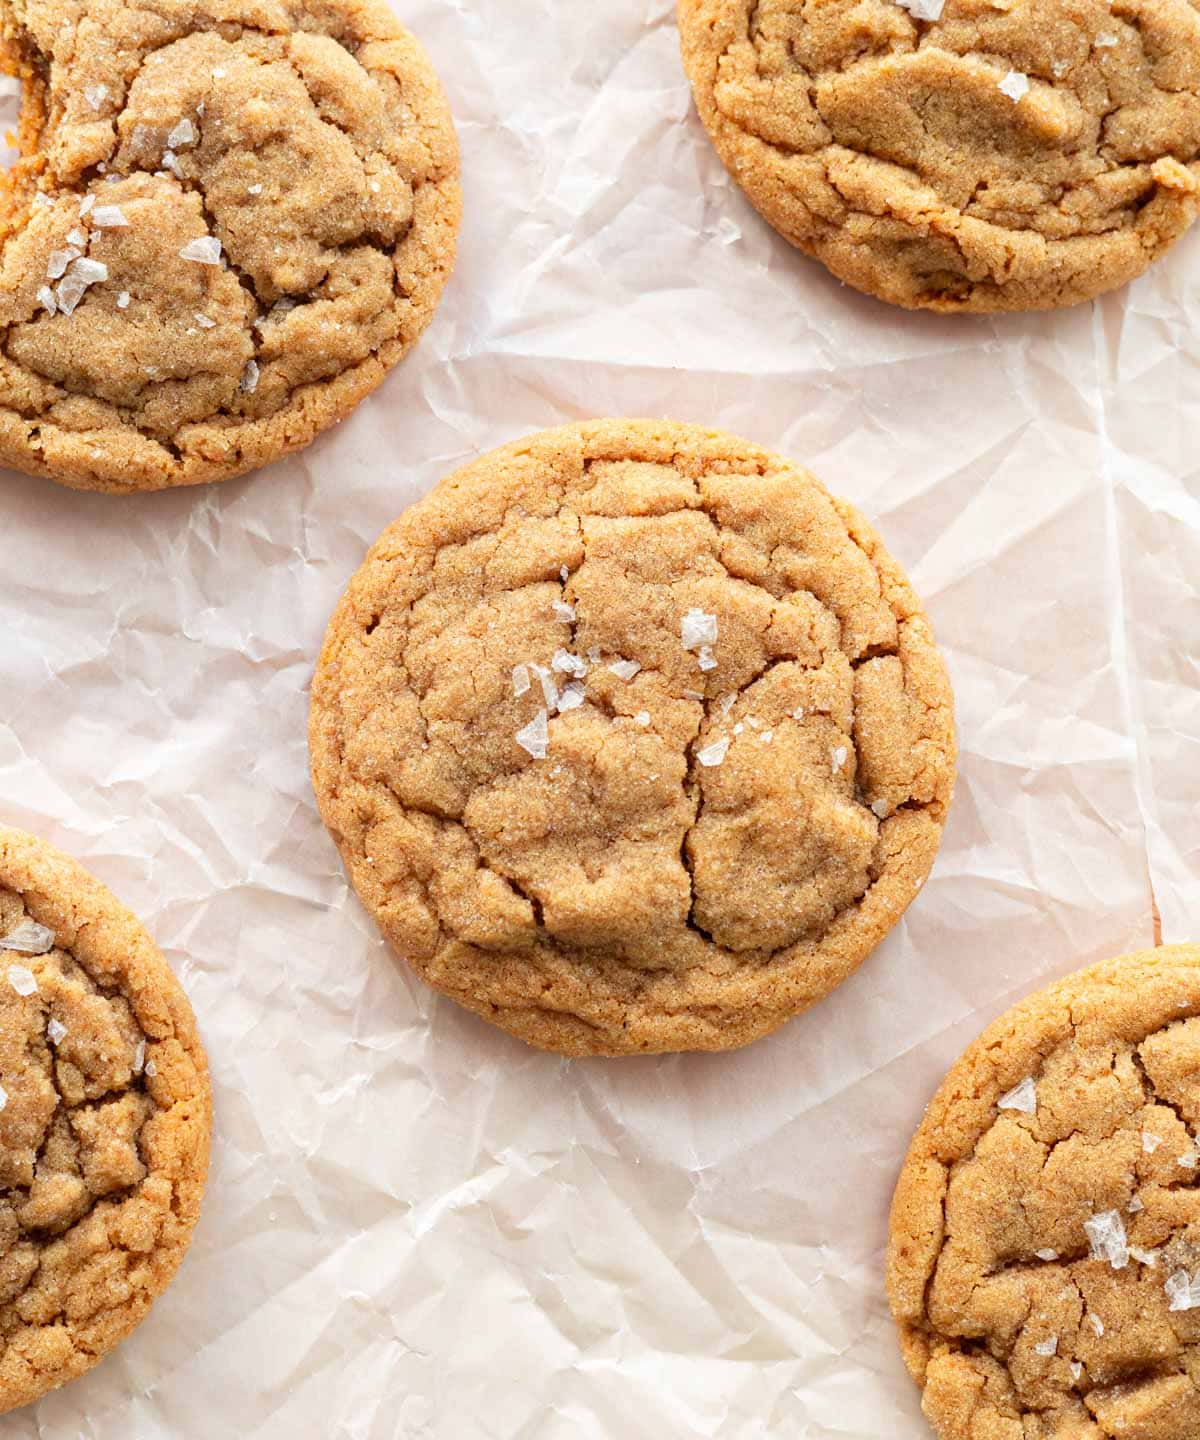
(677, 0), (1200, 313)
(0, 825), (211, 1413)
(888, 945), (1200, 1440)
(310, 418), (956, 1056)
(0, 0), (460, 493)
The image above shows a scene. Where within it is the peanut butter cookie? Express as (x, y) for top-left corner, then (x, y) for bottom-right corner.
(310, 419), (956, 1056)
(0, 826), (211, 1412)
(0, 0), (459, 492)
(889, 944), (1200, 1440)
(677, 0), (1200, 312)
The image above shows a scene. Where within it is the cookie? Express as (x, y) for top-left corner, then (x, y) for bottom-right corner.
(310, 419), (955, 1056)
(0, 0), (460, 493)
(677, 0), (1200, 313)
(0, 826), (211, 1412)
(888, 944), (1200, 1440)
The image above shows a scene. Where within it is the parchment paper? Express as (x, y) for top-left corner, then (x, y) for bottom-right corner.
(1, 2), (1197, 1435)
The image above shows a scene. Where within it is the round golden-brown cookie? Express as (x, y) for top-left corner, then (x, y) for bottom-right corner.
(0, 826), (211, 1412)
(309, 419), (956, 1056)
(888, 944), (1200, 1440)
(677, 0), (1200, 313)
(0, 0), (460, 493)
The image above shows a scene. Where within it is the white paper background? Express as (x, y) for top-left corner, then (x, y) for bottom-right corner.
(1, 1), (1196, 1434)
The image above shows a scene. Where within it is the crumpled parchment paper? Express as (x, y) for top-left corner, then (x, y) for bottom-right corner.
(1, 1), (1196, 1435)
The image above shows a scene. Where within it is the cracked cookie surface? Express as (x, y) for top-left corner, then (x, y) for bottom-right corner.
(309, 419), (956, 1056)
(0, 0), (459, 492)
(888, 945), (1200, 1440)
(677, 0), (1200, 312)
(0, 826), (210, 1413)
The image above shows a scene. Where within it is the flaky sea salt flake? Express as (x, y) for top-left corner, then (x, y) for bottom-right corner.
(167, 116), (197, 148)
(0, 921), (54, 954)
(998, 1076), (1037, 1113)
(634, 711), (650, 727)
(47, 1018), (67, 1044)
(7, 965), (37, 997)
(1089, 1313), (1105, 1336)
(697, 736), (730, 768)
(551, 600), (576, 622)
(609, 659), (640, 681)
(46, 247), (79, 279)
(248, 183), (263, 194)
(1035, 1248), (1058, 1261)
(831, 745), (848, 774)
(895, 0), (944, 17)
(1033, 1335), (1057, 1357)
(1095, 31), (1118, 46)
(144, 1058), (157, 1078)
(1128, 1195), (1144, 1213)
(72, 257), (108, 283)
(162, 149), (183, 177)
(1070, 1361), (1083, 1381)
(78, 194), (94, 218)
(0, 1084), (7, 1111)
(530, 664), (559, 709)
(133, 1039), (145, 1074)
(760, 730), (774, 744)
(117, 291), (130, 309)
(556, 682), (585, 713)
(91, 204), (128, 228)
(179, 235), (222, 265)
(1143, 1131), (1163, 1153)
(84, 83), (107, 109)
(1084, 1210), (1128, 1270)
(871, 798), (890, 819)
(552, 649), (587, 678)
(66, 226), (87, 247)
(36, 284), (56, 315)
(1129, 1246), (1159, 1267)
(999, 69), (1030, 102)
(1166, 1269), (1200, 1312)
(240, 359), (259, 394)
(512, 664), (531, 698)
(515, 709), (549, 760)
(680, 608), (718, 650)
(194, 312), (216, 328)
(697, 645), (718, 672)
